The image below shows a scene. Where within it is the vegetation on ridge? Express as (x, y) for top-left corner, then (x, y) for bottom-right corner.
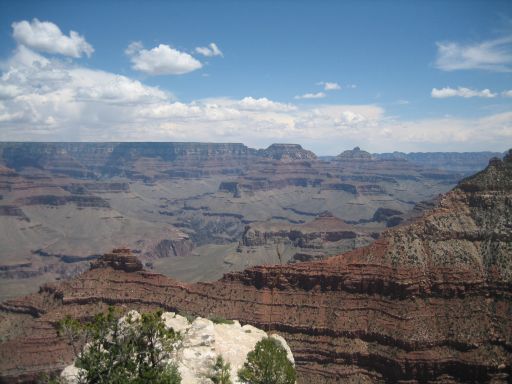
(48, 308), (296, 384)
(57, 308), (181, 384)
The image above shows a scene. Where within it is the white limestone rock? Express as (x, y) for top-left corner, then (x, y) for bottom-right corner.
(60, 365), (85, 384)
(162, 311), (191, 333)
(269, 333), (295, 365)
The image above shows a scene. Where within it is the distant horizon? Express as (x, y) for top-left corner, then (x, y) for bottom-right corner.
(0, 140), (506, 157)
(0, 1), (511, 153)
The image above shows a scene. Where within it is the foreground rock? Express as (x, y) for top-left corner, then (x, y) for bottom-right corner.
(1, 151), (511, 383)
(61, 311), (294, 384)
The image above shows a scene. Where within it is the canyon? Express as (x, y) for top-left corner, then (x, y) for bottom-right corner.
(0, 149), (510, 383)
(0, 142), (500, 301)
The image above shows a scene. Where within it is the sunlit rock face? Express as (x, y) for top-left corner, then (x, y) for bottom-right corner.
(60, 312), (294, 384)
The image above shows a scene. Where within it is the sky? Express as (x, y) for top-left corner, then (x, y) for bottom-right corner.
(0, 0), (511, 154)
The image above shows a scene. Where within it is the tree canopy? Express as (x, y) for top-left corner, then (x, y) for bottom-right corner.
(58, 308), (181, 384)
(238, 337), (296, 384)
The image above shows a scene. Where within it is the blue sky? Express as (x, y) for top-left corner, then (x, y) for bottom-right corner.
(0, 0), (511, 154)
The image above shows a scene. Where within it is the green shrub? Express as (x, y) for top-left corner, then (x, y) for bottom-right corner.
(58, 307), (181, 384)
(208, 355), (233, 384)
(238, 337), (296, 384)
(209, 315), (235, 325)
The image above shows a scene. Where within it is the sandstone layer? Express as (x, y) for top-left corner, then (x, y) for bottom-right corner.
(0, 151), (511, 383)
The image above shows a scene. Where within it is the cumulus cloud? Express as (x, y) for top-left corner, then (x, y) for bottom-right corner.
(502, 90), (512, 97)
(0, 45), (171, 139)
(236, 97), (296, 112)
(12, 19), (93, 58)
(317, 81), (341, 91)
(294, 92), (326, 100)
(435, 36), (512, 72)
(431, 87), (496, 98)
(0, 30), (510, 152)
(195, 43), (223, 57)
(126, 42), (202, 75)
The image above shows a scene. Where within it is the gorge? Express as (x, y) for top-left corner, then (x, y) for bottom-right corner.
(0, 149), (510, 383)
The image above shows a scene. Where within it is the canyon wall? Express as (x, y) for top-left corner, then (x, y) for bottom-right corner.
(0, 150), (510, 383)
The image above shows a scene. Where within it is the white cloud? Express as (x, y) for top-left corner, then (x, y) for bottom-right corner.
(195, 43), (223, 57)
(317, 81), (341, 91)
(125, 41), (143, 56)
(294, 92), (326, 100)
(0, 36), (510, 152)
(0, 84), (21, 99)
(502, 90), (512, 97)
(435, 36), (512, 72)
(431, 87), (496, 98)
(12, 19), (93, 58)
(236, 97), (296, 112)
(0, 45), (171, 139)
(126, 43), (202, 75)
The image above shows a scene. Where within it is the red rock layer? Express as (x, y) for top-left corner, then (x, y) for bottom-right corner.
(0, 151), (511, 383)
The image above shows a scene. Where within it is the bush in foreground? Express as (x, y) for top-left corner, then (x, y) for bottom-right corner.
(238, 337), (296, 384)
(58, 307), (181, 384)
(208, 355), (233, 384)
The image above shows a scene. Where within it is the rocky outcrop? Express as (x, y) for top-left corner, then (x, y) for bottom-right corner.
(218, 181), (242, 197)
(336, 146), (374, 160)
(371, 207), (404, 227)
(238, 212), (374, 263)
(241, 212), (361, 248)
(60, 311), (294, 384)
(258, 144), (317, 161)
(90, 248), (143, 272)
(148, 238), (194, 258)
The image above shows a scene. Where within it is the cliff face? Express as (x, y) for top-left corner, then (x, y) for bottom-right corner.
(239, 211), (376, 263)
(0, 142), (318, 179)
(1, 151), (511, 383)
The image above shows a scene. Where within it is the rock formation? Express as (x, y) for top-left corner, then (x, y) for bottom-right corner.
(238, 211), (376, 263)
(0, 150), (511, 383)
(89, 248), (143, 272)
(336, 146), (374, 160)
(258, 143), (317, 161)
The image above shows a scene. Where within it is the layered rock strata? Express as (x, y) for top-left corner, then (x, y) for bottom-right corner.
(239, 211), (376, 263)
(1, 151), (511, 382)
(0, 153), (512, 383)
